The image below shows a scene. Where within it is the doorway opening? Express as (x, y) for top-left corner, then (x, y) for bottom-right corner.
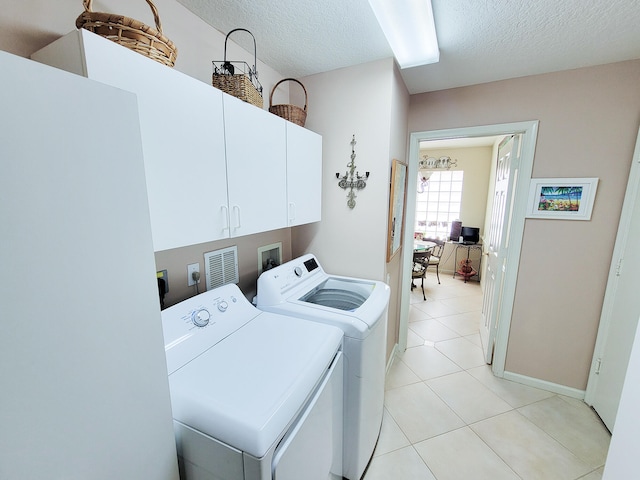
(398, 122), (539, 377)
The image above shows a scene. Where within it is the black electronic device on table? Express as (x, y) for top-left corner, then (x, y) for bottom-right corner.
(460, 226), (480, 244)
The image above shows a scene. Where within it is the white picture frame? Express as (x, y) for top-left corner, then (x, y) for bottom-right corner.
(526, 177), (599, 220)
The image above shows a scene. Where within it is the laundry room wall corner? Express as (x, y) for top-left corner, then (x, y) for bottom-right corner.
(383, 61), (412, 361)
(296, 59), (396, 281)
(288, 58), (409, 363)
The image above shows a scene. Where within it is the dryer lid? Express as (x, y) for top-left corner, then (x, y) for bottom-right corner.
(167, 312), (343, 458)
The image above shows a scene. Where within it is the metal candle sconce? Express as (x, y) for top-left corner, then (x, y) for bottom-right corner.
(336, 135), (369, 209)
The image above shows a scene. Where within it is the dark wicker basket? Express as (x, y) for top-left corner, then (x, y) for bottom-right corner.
(212, 29), (263, 108)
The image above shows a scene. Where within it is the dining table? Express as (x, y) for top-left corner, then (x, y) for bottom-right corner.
(414, 240), (436, 252)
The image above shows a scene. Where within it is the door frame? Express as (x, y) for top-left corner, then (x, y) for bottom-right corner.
(398, 121), (539, 377)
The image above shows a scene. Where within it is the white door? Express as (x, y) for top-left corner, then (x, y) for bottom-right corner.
(585, 130), (640, 431)
(481, 134), (521, 364)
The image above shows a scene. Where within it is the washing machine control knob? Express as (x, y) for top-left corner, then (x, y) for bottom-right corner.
(294, 266), (303, 277)
(217, 301), (228, 313)
(192, 308), (210, 327)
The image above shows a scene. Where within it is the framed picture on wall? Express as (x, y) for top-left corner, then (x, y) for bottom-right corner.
(526, 177), (599, 220)
(387, 159), (408, 261)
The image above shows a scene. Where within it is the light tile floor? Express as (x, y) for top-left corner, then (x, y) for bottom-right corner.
(363, 271), (611, 480)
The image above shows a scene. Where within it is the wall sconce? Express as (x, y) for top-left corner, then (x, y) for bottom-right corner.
(418, 155), (457, 170)
(336, 135), (369, 209)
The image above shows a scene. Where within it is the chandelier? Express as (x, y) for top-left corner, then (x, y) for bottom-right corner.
(418, 155), (457, 170)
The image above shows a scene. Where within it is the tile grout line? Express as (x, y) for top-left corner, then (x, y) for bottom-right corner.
(372, 279), (607, 480)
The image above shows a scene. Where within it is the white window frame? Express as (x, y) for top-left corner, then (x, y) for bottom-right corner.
(415, 170), (464, 240)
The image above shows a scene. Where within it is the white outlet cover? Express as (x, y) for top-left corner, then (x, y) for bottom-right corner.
(187, 263), (200, 286)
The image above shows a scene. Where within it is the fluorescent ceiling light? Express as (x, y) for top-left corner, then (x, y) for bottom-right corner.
(368, 0), (439, 68)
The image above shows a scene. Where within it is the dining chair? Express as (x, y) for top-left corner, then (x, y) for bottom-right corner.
(411, 250), (431, 301)
(423, 238), (445, 284)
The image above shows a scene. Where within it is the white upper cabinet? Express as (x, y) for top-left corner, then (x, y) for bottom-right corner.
(33, 29), (228, 252)
(286, 122), (322, 226)
(223, 94), (288, 237)
(32, 29), (322, 249)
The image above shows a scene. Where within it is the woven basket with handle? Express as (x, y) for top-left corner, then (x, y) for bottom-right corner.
(269, 78), (308, 127)
(76, 0), (177, 67)
(212, 29), (263, 108)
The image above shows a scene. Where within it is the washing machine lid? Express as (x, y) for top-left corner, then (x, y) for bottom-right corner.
(298, 277), (374, 311)
(256, 254), (390, 337)
(282, 278), (389, 337)
(168, 311), (342, 459)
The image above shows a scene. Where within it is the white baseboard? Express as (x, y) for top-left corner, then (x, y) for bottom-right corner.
(386, 343), (401, 376)
(503, 370), (585, 399)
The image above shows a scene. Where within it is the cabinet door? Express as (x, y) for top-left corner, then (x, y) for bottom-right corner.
(223, 95), (287, 237)
(286, 123), (322, 226)
(73, 31), (229, 251)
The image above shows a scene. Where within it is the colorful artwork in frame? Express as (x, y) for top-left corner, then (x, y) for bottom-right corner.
(526, 177), (599, 220)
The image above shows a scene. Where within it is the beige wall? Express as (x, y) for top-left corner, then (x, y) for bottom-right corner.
(155, 229), (292, 308)
(293, 58), (396, 281)
(409, 60), (640, 389)
(293, 57), (410, 360)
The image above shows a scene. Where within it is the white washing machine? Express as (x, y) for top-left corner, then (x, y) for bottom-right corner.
(255, 254), (390, 480)
(161, 283), (344, 480)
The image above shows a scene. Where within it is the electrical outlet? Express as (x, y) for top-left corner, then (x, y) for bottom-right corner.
(187, 263), (200, 286)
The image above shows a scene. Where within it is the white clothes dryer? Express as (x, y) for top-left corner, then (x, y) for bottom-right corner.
(161, 283), (344, 480)
(255, 254), (390, 480)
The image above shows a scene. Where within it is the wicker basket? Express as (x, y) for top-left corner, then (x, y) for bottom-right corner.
(269, 78), (308, 127)
(212, 29), (263, 108)
(76, 0), (177, 68)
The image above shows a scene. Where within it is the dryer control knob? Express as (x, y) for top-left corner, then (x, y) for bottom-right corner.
(192, 308), (210, 327)
(217, 301), (229, 312)
(294, 266), (303, 277)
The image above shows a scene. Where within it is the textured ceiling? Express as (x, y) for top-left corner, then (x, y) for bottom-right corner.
(177, 0), (640, 95)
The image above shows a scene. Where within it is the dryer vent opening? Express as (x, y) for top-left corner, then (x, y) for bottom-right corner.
(204, 246), (239, 291)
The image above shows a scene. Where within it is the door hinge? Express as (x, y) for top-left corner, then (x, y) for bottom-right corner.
(595, 357), (602, 375)
(615, 258), (623, 277)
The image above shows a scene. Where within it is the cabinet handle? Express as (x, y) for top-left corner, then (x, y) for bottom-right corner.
(288, 202), (296, 223)
(222, 205), (229, 231)
(233, 205), (241, 229)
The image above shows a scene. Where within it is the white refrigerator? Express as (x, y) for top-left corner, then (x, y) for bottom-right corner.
(0, 51), (178, 479)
